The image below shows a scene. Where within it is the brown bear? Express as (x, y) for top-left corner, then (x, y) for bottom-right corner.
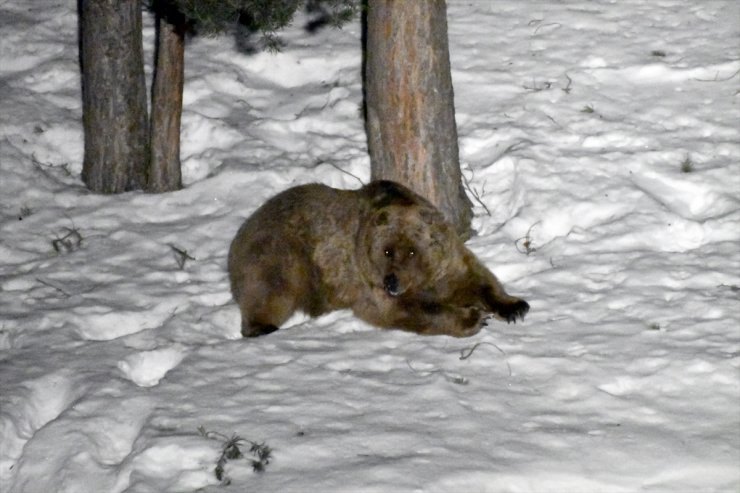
(228, 180), (529, 338)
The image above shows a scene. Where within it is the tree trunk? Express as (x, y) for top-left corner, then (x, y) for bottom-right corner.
(79, 0), (148, 193)
(148, 14), (185, 193)
(364, 0), (472, 238)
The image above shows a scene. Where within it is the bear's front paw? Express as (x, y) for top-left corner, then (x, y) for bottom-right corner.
(448, 306), (484, 338)
(461, 305), (483, 328)
(495, 298), (529, 324)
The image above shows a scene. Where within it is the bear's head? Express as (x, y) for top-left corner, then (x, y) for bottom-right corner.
(357, 203), (457, 298)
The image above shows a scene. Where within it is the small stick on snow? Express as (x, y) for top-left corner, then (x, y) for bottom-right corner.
(459, 341), (512, 377)
(461, 171), (491, 216)
(36, 277), (73, 297)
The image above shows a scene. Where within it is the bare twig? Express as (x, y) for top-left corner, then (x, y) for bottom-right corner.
(461, 171), (491, 216)
(693, 67), (740, 82)
(318, 159), (365, 186)
(31, 153), (72, 177)
(523, 78), (553, 92)
(36, 277), (73, 297)
(562, 73), (572, 94)
(487, 140), (533, 166)
(52, 226), (83, 253)
(459, 341), (512, 377)
(541, 111), (561, 127)
(515, 221), (541, 256)
(142, 307), (179, 331)
(533, 22), (561, 35)
(406, 360), (468, 385)
(169, 244), (195, 270)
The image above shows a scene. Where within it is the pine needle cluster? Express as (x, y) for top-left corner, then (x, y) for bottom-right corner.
(162, 0), (359, 48)
(198, 427), (273, 485)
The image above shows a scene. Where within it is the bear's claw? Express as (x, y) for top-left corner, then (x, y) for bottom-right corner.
(498, 299), (530, 324)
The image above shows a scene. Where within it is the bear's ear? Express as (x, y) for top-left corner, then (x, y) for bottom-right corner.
(364, 180), (416, 208)
(418, 205), (446, 227)
(374, 210), (389, 226)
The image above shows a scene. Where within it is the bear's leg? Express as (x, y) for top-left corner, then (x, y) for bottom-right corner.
(481, 285), (529, 324)
(239, 283), (300, 338)
(386, 299), (486, 338)
(236, 256), (310, 338)
(459, 253), (530, 324)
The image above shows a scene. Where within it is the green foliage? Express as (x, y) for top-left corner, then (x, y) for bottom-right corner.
(162, 0), (359, 46)
(305, 0), (359, 30)
(170, 0), (299, 35)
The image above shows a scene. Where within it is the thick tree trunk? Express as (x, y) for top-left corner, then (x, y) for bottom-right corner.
(148, 14), (185, 193)
(364, 0), (472, 238)
(79, 0), (148, 193)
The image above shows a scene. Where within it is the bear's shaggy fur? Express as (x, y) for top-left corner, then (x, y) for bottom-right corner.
(228, 180), (529, 338)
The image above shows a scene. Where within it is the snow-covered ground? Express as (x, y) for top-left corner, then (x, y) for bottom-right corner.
(1, 0), (739, 491)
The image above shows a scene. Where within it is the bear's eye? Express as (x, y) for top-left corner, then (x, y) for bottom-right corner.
(384, 247), (394, 259)
(408, 248), (415, 257)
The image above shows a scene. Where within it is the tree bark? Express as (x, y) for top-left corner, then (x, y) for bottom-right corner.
(364, 0), (472, 238)
(148, 14), (185, 193)
(79, 0), (148, 193)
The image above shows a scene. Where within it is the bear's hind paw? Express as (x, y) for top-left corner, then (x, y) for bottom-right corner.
(242, 323), (280, 338)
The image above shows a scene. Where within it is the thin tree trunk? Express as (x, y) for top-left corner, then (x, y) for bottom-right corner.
(79, 0), (148, 193)
(364, 0), (472, 238)
(148, 14), (185, 193)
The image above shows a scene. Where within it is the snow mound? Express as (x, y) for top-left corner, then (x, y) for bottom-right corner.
(118, 346), (189, 387)
(631, 166), (740, 221)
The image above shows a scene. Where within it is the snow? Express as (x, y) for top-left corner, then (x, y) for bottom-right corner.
(1, 0), (739, 492)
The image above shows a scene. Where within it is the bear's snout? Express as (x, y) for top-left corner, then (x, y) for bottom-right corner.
(383, 273), (400, 296)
